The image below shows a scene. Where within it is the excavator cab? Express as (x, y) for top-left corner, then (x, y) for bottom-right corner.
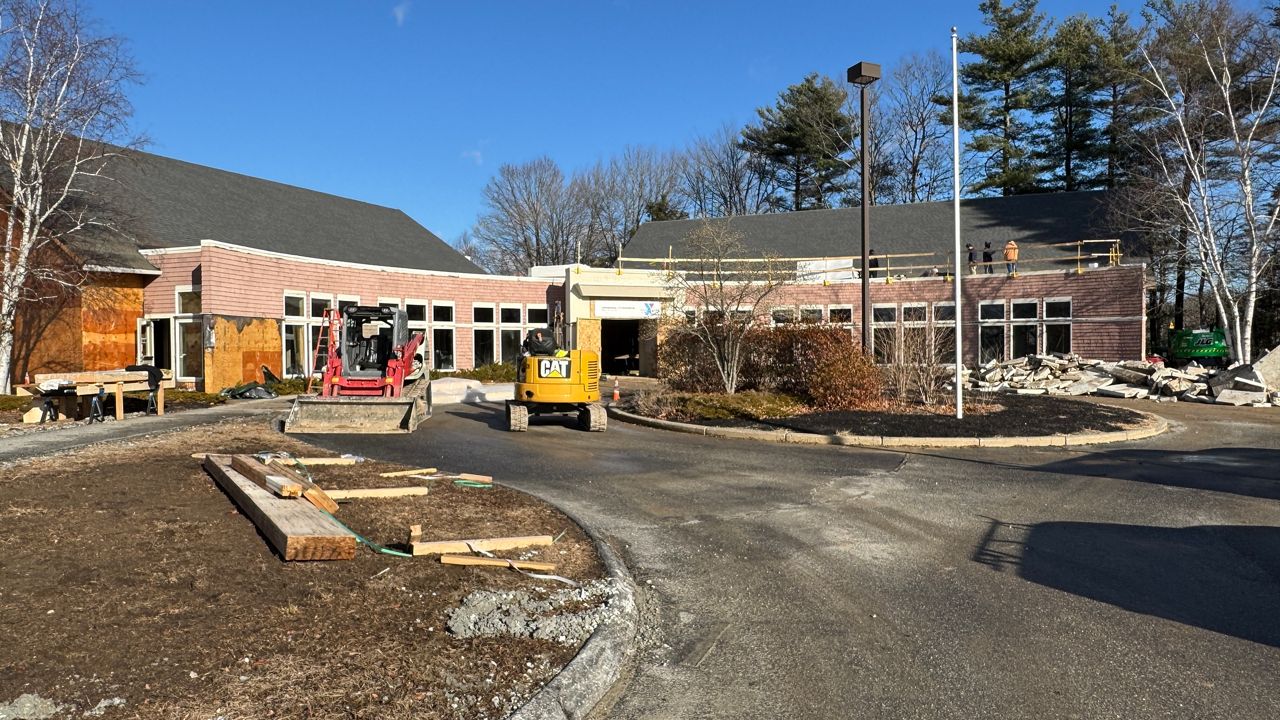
(506, 329), (605, 432)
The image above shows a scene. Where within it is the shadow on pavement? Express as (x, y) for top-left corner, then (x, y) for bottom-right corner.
(446, 405), (580, 432)
(973, 518), (1280, 647)
(1034, 447), (1280, 501)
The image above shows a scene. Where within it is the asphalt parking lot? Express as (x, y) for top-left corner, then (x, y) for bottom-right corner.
(306, 400), (1280, 719)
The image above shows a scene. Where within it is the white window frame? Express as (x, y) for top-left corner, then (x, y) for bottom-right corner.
(281, 321), (310, 379)
(309, 292), (333, 320)
(1044, 296), (1073, 320)
(377, 296), (402, 311)
(770, 305), (797, 326)
(431, 326), (456, 371)
(827, 304), (854, 326)
(175, 317), (204, 382)
(499, 303), (523, 326)
(1011, 298), (1039, 321)
(283, 290), (306, 319)
(175, 284), (202, 316)
(932, 301), (957, 323)
(798, 304), (824, 324)
(472, 326), (496, 367)
(900, 302), (928, 325)
(871, 303), (898, 325)
(336, 294), (361, 314)
(432, 300), (455, 325)
(526, 303), (549, 326)
(471, 301), (497, 326)
(405, 298), (429, 329)
(978, 299), (1007, 322)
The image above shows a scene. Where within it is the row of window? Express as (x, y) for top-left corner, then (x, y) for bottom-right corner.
(766, 298), (1072, 326)
(282, 292), (549, 326)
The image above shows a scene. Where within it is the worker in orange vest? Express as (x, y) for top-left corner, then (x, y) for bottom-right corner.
(1004, 240), (1019, 275)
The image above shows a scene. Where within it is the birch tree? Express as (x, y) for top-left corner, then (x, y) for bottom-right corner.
(0, 0), (139, 393)
(663, 220), (792, 393)
(1137, 0), (1280, 362)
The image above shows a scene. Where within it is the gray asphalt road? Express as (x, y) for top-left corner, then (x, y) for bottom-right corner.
(304, 401), (1280, 720)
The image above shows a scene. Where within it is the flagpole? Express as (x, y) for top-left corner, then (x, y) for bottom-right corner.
(952, 26), (964, 420)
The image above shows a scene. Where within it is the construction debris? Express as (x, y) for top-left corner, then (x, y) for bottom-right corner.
(965, 350), (1280, 408)
(440, 555), (557, 572)
(379, 467), (439, 478)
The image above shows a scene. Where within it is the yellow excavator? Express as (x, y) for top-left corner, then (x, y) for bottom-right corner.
(506, 328), (606, 432)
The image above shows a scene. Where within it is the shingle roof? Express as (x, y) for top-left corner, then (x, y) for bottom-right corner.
(63, 148), (483, 275)
(626, 191), (1121, 266)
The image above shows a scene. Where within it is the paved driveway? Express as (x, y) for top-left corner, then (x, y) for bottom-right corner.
(305, 401), (1280, 719)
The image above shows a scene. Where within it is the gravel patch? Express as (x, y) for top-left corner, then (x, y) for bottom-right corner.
(448, 580), (622, 647)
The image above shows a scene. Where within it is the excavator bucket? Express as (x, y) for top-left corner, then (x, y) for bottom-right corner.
(283, 383), (431, 434)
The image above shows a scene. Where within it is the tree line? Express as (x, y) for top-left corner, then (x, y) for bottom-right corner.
(466, 0), (1280, 361)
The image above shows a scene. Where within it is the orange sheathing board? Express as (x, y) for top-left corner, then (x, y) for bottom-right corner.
(203, 316), (282, 391)
(576, 318), (602, 356)
(81, 275), (144, 370)
(142, 250), (201, 315)
(13, 291), (82, 378)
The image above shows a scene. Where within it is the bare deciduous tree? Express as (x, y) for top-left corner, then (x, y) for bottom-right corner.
(883, 51), (953, 203)
(577, 146), (680, 260)
(471, 157), (593, 274)
(1136, 0), (1280, 362)
(677, 124), (776, 218)
(663, 220), (792, 393)
(0, 0), (139, 393)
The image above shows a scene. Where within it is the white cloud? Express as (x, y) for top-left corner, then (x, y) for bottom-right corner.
(460, 149), (484, 166)
(392, 1), (411, 27)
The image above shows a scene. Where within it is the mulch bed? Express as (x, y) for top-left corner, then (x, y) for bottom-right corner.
(0, 419), (604, 720)
(696, 394), (1148, 437)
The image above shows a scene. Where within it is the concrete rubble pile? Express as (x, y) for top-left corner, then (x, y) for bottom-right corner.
(966, 345), (1280, 408)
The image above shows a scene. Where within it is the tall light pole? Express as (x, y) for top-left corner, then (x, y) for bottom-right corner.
(847, 61), (880, 353)
(951, 28), (964, 420)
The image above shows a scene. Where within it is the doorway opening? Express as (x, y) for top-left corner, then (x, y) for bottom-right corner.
(600, 319), (641, 376)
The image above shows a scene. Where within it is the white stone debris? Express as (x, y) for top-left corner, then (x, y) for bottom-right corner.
(963, 349), (1279, 408)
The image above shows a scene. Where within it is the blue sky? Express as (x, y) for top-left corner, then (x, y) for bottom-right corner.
(103, 0), (1147, 244)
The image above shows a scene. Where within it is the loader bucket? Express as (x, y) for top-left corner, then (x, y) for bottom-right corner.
(283, 395), (429, 434)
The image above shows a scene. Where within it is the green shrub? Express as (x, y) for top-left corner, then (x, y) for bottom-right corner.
(431, 363), (517, 383)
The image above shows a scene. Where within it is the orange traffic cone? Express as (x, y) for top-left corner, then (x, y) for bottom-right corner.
(612, 378), (620, 403)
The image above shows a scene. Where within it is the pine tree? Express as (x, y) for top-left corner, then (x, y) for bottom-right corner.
(740, 74), (855, 211)
(959, 0), (1052, 195)
(1095, 4), (1146, 187)
(1038, 14), (1105, 191)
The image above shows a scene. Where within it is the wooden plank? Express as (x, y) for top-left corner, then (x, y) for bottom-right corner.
(202, 456), (355, 561)
(379, 467), (438, 478)
(156, 385), (165, 416)
(267, 461), (340, 514)
(416, 472), (493, 484)
(412, 535), (553, 556)
(33, 370), (148, 384)
(439, 555), (556, 572)
(326, 486), (429, 500)
(267, 456), (358, 466)
(229, 455), (303, 498)
(114, 383), (124, 421)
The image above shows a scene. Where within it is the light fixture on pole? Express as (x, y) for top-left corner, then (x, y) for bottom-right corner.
(951, 28), (964, 419)
(847, 61), (880, 354)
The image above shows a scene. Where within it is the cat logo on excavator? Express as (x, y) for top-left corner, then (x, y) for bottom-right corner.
(538, 358), (570, 378)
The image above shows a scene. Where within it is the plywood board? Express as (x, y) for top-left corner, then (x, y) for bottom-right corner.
(203, 456), (355, 561)
(379, 467), (438, 478)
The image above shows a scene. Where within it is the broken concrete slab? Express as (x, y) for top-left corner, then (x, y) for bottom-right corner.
(1096, 383), (1148, 399)
(1213, 389), (1268, 406)
(1253, 345), (1280, 390)
(1105, 365), (1151, 385)
(1231, 369), (1267, 392)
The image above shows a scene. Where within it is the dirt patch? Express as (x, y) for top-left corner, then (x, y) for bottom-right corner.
(630, 392), (1148, 437)
(0, 418), (605, 720)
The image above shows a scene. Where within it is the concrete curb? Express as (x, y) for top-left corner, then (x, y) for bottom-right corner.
(606, 405), (1169, 449)
(507, 498), (638, 720)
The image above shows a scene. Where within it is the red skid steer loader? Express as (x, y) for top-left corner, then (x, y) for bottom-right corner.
(283, 306), (430, 433)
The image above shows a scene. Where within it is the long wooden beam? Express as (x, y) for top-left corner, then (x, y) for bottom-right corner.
(326, 486), (429, 500)
(229, 455), (303, 498)
(203, 456), (355, 561)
